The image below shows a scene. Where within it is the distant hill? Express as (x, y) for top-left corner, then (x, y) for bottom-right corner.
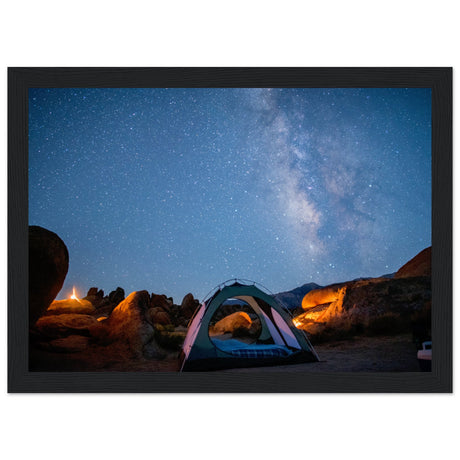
(274, 282), (322, 310)
(350, 273), (395, 282)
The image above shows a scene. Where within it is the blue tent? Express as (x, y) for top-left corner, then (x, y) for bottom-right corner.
(180, 280), (319, 371)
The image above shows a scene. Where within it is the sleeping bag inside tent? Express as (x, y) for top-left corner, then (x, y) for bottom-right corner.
(179, 281), (319, 371)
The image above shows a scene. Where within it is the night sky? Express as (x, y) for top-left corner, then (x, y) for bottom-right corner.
(29, 88), (431, 302)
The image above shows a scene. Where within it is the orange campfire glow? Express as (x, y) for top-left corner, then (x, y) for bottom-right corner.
(70, 286), (81, 302)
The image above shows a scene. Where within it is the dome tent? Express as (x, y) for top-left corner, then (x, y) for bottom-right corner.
(180, 280), (319, 371)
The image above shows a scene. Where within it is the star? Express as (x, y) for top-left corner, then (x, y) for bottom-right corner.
(29, 87), (431, 300)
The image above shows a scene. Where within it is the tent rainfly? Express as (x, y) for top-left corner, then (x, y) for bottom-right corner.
(179, 280), (319, 371)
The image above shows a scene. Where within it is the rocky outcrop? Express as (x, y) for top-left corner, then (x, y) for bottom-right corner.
(181, 293), (199, 320)
(42, 335), (91, 353)
(29, 226), (69, 326)
(108, 287), (125, 306)
(210, 311), (252, 336)
(147, 307), (172, 326)
(34, 313), (99, 338)
(150, 294), (173, 311)
(302, 284), (345, 310)
(29, 290), (180, 369)
(341, 277), (430, 320)
(298, 286), (348, 323)
(27, 224), (186, 371)
(92, 299), (118, 318)
(80, 286), (125, 317)
(394, 247), (431, 278)
(294, 248), (432, 339)
(87, 287), (99, 297)
(84, 287), (105, 308)
(95, 291), (161, 358)
(46, 298), (96, 315)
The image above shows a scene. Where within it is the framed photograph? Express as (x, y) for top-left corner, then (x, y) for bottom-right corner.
(8, 67), (452, 392)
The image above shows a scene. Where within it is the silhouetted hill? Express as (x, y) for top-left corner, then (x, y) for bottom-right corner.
(274, 282), (322, 310)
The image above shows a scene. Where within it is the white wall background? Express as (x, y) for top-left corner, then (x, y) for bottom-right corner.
(1, 2), (457, 459)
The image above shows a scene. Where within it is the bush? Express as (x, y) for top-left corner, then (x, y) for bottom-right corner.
(154, 323), (175, 333)
(307, 317), (366, 344)
(365, 312), (409, 336)
(154, 325), (186, 350)
(308, 320), (358, 344)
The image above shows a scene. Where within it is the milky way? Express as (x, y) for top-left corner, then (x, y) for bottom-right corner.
(29, 88), (431, 302)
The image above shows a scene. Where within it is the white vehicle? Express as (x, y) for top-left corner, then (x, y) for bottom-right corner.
(417, 341), (432, 371)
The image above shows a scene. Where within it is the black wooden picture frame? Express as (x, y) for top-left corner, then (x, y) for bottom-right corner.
(8, 67), (452, 392)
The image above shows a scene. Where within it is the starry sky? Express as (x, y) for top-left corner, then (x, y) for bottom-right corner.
(29, 88), (431, 302)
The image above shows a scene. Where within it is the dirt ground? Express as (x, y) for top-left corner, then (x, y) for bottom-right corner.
(30, 333), (422, 372)
(216, 333), (421, 373)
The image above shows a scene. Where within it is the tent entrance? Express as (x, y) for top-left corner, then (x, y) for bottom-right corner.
(207, 297), (270, 350)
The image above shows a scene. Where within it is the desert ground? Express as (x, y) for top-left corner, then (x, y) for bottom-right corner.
(30, 333), (421, 373)
(216, 333), (420, 373)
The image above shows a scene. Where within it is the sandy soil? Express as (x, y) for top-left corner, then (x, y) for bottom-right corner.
(29, 344), (181, 372)
(30, 333), (421, 372)
(216, 334), (421, 373)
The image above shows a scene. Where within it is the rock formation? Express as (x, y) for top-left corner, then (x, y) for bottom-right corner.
(27, 223), (190, 370)
(28, 223), (431, 370)
(41, 335), (91, 353)
(301, 284), (346, 310)
(95, 290), (156, 357)
(394, 246), (431, 278)
(29, 290), (174, 369)
(34, 313), (99, 338)
(150, 293), (173, 311)
(294, 247), (432, 340)
(108, 287), (125, 306)
(82, 286), (126, 318)
(29, 226), (69, 326)
(210, 311), (252, 335)
(84, 287), (105, 308)
(46, 298), (96, 315)
(147, 307), (172, 326)
(180, 293), (199, 320)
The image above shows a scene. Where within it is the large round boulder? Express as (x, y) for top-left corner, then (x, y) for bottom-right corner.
(150, 293), (172, 311)
(29, 226), (69, 326)
(147, 307), (172, 326)
(98, 291), (159, 358)
(210, 311), (252, 336)
(180, 293), (199, 320)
